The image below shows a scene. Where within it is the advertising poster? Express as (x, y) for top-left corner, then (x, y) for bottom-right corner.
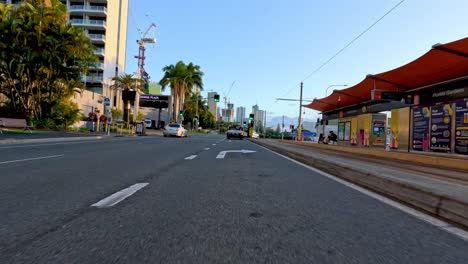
(390, 109), (399, 149)
(430, 104), (453, 152)
(412, 107), (430, 151)
(372, 120), (386, 145)
(455, 100), (468, 155)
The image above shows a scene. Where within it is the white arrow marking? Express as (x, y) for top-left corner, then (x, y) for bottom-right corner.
(216, 149), (256, 159)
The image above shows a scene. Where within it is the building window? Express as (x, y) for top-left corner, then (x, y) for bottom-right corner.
(338, 121), (351, 141)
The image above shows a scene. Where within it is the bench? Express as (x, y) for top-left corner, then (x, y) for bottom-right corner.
(0, 118), (34, 134)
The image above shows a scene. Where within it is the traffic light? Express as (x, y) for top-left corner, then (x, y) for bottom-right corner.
(213, 94), (220, 102)
(250, 120), (254, 127)
(179, 111), (183, 117)
(249, 114), (254, 121)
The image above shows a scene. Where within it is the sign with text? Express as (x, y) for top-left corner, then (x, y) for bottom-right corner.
(430, 104), (453, 152)
(412, 107), (430, 151)
(139, 94), (169, 109)
(455, 100), (468, 155)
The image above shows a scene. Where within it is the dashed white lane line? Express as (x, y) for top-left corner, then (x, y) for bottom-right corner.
(204, 148), (210, 150)
(0, 154), (64, 165)
(212, 144), (216, 146)
(258, 144), (468, 242)
(91, 183), (149, 208)
(184, 155), (197, 160)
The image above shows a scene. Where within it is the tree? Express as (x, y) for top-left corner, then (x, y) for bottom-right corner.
(200, 109), (215, 129)
(111, 73), (142, 122)
(0, 0), (98, 121)
(111, 73), (143, 92)
(111, 108), (123, 120)
(136, 111), (144, 121)
(159, 61), (203, 121)
(275, 124), (281, 134)
(47, 99), (81, 130)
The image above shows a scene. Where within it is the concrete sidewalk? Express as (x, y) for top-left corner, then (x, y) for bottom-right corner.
(251, 139), (468, 229)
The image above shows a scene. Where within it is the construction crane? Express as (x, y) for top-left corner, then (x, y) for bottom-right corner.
(134, 23), (156, 85)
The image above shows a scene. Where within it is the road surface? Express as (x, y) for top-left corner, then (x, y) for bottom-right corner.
(0, 135), (467, 263)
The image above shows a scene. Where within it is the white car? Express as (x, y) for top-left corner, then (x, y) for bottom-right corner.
(144, 119), (152, 128)
(163, 123), (187, 137)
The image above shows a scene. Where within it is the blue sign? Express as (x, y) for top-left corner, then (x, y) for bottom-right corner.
(455, 100), (468, 155)
(103, 97), (110, 106)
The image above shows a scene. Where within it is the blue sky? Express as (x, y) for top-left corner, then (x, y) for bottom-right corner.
(125, 0), (467, 124)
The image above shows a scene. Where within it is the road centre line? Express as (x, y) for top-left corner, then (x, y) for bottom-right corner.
(91, 183), (149, 208)
(0, 154), (64, 165)
(256, 144), (468, 242)
(184, 155), (197, 160)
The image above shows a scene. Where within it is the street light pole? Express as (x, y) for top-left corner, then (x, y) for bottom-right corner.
(325, 84), (348, 97)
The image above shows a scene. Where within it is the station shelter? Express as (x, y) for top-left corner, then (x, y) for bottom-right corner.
(305, 37), (468, 155)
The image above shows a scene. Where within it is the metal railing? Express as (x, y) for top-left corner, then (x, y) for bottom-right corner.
(69, 19), (106, 27)
(82, 76), (103, 82)
(69, 5), (107, 13)
(88, 34), (105, 41)
(94, 48), (105, 55)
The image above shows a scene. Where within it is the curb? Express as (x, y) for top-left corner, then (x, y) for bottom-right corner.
(280, 140), (468, 171)
(251, 139), (468, 229)
(0, 136), (104, 145)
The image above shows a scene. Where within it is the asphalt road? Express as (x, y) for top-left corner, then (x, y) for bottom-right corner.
(0, 135), (467, 263)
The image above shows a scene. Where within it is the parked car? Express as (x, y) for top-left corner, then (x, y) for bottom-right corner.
(226, 125), (246, 139)
(144, 119), (152, 128)
(163, 123), (187, 137)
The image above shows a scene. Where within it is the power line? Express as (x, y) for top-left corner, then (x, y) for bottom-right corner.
(276, 0), (407, 102)
(301, 0), (407, 82)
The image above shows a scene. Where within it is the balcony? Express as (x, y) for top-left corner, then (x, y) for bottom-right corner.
(93, 48), (105, 56)
(82, 75), (103, 83)
(87, 33), (106, 44)
(69, 5), (107, 16)
(69, 19), (106, 30)
(90, 62), (104, 70)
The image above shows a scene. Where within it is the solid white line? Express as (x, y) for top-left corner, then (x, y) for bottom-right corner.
(91, 183), (148, 208)
(204, 148), (210, 150)
(184, 155), (197, 160)
(0, 154), (64, 165)
(257, 143), (468, 242)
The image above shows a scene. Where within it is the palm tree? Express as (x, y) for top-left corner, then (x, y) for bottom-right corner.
(111, 73), (143, 91)
(111, 73), (143, 122)
(159, 61), (203, 121)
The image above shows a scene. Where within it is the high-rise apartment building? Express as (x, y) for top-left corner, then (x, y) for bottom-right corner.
(236, 106), (246, 124)
(251, 104), (266, 131)
(60, 0), (129, 109)
(227, 103), (234, 123)
(207, 92), (218, 121)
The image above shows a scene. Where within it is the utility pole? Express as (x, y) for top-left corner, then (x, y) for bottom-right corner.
(281, 115), (284, 140)
(297, 82), (303, 141)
